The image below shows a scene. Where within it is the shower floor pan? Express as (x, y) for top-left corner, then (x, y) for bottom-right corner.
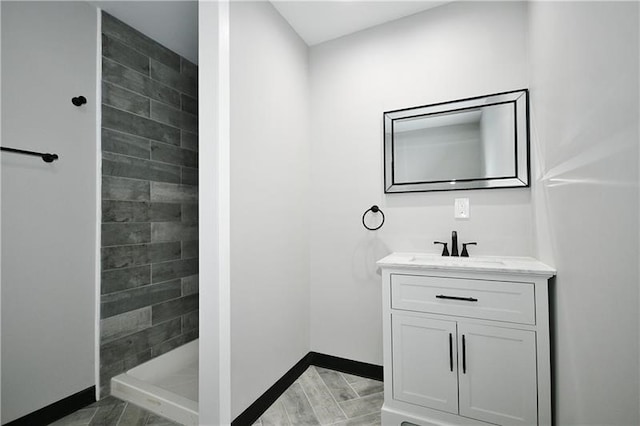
(111, 339), (198, 425)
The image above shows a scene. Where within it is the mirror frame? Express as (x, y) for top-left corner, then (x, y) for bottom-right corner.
(384, 89), (529, 193)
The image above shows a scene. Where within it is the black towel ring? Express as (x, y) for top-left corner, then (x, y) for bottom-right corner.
(362, 205), (385, 231)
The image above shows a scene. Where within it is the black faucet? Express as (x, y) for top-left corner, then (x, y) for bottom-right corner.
(461, 242), (477, 257)
(437, 232), (475, 257)
(434, 241), (449, 256)
(451, 231), (459, 257)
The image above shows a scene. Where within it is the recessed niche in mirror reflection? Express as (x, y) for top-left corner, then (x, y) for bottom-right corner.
(384, 89), (529, 193)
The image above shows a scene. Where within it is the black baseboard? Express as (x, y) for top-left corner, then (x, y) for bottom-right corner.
(5, 386), (96, 426)
(231, 353), (314, 426)
(231, 352), (383, 426)
(310, 352), (383, 382)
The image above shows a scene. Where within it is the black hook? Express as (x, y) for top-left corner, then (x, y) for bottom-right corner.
(362, 205), (385, 231)
(72, 96), (87, 107)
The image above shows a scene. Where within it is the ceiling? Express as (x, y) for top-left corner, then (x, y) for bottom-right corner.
(90, 0), (198, 64)
(271, 1), (451, 46)
(88, 1), (451, 63)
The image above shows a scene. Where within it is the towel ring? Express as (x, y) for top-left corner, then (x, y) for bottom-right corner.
(362, 205), (385, 231)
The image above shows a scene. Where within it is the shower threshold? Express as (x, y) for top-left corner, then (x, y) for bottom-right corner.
(111, 339), (199, 425)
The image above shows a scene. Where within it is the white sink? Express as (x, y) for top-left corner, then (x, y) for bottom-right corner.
(406, 255), (506, 267)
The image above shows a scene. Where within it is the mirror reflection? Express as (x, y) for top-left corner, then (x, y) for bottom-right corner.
(384, 89), (529, 193)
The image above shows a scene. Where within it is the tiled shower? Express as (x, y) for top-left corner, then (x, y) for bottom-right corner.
(98, 13), (199, 398)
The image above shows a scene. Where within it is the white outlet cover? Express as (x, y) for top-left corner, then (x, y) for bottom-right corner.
(454, 198), (470, 219)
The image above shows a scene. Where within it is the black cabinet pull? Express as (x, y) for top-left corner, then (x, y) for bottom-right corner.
(462, 335), (467, 374)
(449, 333), (453, 372)
(436, 295), (478, 302)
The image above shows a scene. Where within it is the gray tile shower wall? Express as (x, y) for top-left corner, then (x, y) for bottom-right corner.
(99, 12), (198, 398)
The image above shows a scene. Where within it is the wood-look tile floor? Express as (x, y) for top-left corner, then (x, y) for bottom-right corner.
(253, 366), (383, 426)
(50, 366), (383, 426)
(48, 396), (181, 426)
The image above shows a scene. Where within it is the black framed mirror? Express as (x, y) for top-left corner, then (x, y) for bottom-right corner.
(384, 89), (529, 193)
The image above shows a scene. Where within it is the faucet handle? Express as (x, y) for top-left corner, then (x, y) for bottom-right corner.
(461, 242), (477, 257)
(434, 241), (449, 257)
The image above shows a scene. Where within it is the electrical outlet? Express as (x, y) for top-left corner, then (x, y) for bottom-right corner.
(454, 198), (470, 219)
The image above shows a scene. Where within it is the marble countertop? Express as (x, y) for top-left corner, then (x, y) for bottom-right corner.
(377, 252), (556, 277)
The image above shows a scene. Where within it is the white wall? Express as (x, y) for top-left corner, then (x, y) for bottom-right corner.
(480, 104), (515, 177)
(0, 2), (3, 421)
(1, 2), (97, 423)
(199, 1), (232, 424)
(229, 1), (310, 418)
(529, 2), (640, 424)
(309, 1), (531, 364)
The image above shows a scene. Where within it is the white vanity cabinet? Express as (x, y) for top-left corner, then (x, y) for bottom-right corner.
(391, 315), (459, 414)
(378, 254), (555, 426)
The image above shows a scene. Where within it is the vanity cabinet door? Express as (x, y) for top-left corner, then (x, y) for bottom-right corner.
(457, 323), (538, 425)
(391, 314), (458, 414)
